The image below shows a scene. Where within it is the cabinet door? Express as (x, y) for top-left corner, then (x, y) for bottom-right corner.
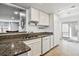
(38, 11), (49, 26)
(24, 38), (41, 56)
(32, 40), (41, 56)
(30, 7), (39, 22)
(50, 35), (54, 48)
(28, 41), (41, 56)
(53, 14), (61, 46)
(42, 37), (50, 54)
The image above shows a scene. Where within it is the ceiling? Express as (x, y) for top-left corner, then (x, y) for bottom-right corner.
(14, 3), (79, 19)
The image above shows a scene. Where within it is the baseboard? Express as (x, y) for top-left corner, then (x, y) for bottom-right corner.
(40, 44), (59, 56)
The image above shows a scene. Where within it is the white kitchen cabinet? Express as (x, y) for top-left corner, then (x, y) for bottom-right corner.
(38, 11), (49, 26)
(29, 7), (49, 26)
(42, 36), (50, 54)
(24, 38), (41, 56)
(50, 35), (54, 48)
(30, 7), (39, 22)
(53, 14), (61, 47)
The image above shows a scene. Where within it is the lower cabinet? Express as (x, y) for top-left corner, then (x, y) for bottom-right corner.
(42, 36), (50, 54)
(50, 35), (59, 48)
(50, 35), (54, 48)
(23, 35), (56, 56)
(24, 38), (41, 56)
(53, 36), (59, 47)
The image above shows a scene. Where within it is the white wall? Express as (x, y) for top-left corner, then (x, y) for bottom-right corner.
(53, 14), (62, 42)
(60, 14), (79, 23)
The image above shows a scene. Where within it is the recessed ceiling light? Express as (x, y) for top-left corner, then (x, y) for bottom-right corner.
(71, 5), (76, 8)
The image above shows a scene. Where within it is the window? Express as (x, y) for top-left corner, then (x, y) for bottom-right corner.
(62, 22), (78, 40)
(62, 23), (69, 37)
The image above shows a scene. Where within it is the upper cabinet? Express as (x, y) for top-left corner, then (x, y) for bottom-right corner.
(29, 7), (39, 23)
(53, 14), (61, 46)
(38, 11), (49, 26)
(29, 7), (49, 26)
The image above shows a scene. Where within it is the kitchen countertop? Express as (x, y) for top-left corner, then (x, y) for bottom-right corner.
(0, 32), (53, 43)
(0, 32), (53, 56)
(0, 41), (31, 56)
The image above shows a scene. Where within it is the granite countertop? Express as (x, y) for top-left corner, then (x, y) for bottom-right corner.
(0, 32), (53, 56)
(0, 41), (31, 56)
(0, 32), (53, 43)
(0, 32), (53, 36)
